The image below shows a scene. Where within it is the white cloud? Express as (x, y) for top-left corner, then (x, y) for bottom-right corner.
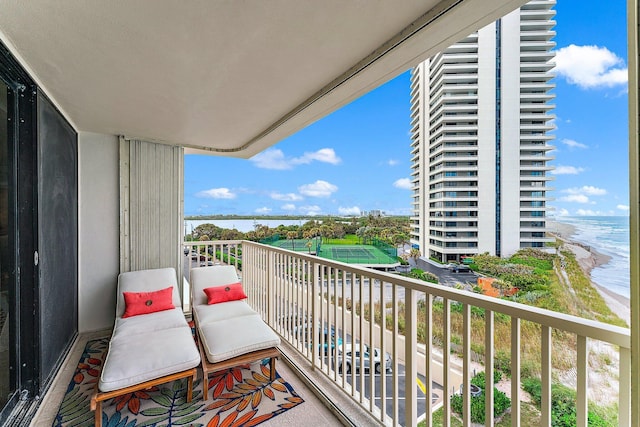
(338, 206), (361, 216)
(387, 159), (399, 166)
(556, 208), (571, 217)
(561, 138), (588, 149)
(250, 148), (341, 170)
(617, 204), (630, 211)
(552, 165), (585, 175)
(196, 187), (236, 199)
(270, 192), (303, 201)
(299, 205), (322, 216)
(555, 44), (628, 89)
(298, 180), (338, 197)
(255, 207), (272, 214)
(559, 194), (590, 203)
(249, 149), (291, 170)
(393, 178), (412, 190)
(281, 203), (296, 211)
(299, 148), (341, 165)
(563, 186), (607, 196)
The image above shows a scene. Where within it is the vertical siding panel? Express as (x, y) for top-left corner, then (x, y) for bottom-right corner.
(120, 138), (184, 295)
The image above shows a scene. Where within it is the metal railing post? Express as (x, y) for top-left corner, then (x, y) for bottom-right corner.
(312, 260), (320, 371)
(405, 288), (417, 426)
(267, 248), (274, 327)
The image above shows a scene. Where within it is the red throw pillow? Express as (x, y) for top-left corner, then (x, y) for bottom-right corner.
(122, 286), (175, 318)
(204, 282), (247, 305)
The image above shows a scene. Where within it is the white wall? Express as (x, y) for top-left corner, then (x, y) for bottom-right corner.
(476, 23), (497, 255)
(499, 10), (522, 257)
(78, 132), (120, 332)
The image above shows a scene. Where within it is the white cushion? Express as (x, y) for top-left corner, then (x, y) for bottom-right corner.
(190, 266), (240, 306)
(194, 300), (256, 325)
(99, 325), (200, 392)
(112, 307), (188, 340)
(116, 268), (181, 318)
(199, 314), (280, 363)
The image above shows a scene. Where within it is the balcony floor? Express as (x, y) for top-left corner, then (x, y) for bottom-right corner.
(28, 330), (342, 427)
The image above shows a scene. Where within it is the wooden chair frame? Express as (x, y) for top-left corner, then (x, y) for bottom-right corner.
(90, 367), (197, 427)
(198, 335), (279, 399)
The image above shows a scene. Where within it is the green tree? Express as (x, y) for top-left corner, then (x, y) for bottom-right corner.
(220, 228), (244, 240)
(409, 248), (421, 263)
(286, 230), (298, 250)
(254, 224), (271, 240)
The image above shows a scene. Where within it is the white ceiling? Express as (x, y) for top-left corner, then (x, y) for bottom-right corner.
(0, 0), (527, 158)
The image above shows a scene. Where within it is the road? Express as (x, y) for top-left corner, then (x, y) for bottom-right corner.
(414, 258), (478, 288)
(318, 351), (441, 426)
(317, 329), (445, 426)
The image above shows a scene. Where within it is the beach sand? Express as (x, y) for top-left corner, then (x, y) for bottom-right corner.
(548, 220), (630, 324)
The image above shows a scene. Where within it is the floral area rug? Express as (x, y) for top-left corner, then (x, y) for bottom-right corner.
(52, 338), (304, 427)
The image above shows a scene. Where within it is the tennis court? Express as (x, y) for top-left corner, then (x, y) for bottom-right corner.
(272, 238), (318, 252)
(318, 244), (397, 265)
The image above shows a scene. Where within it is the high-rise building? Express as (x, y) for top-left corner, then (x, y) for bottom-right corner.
(409, 0), (556, 262)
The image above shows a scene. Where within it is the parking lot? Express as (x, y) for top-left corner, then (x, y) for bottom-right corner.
(415, 258), (478, 288)
(320, 352), (440, 425)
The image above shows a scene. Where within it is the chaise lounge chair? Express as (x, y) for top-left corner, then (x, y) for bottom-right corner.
(190, 265), (280, 399)
(91, 267), (201, 427)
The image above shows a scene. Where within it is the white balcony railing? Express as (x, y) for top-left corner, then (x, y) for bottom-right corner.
(183, 240), (631, 427)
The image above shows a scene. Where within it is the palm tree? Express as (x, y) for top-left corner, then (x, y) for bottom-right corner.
(409, 248), (421, 264)
(320, 224), (331, 244)
(310, 227), (321, 239)
(254, 224), (270, 240)
(379, 228), (393, 244)
(286, 230), (298, 251)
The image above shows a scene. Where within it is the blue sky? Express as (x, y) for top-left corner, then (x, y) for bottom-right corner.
(184, 1), (628, 218)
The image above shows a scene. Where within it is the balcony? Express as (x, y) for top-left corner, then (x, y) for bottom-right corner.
(0, 0), (635, 425)
(134, 240), (633, 426)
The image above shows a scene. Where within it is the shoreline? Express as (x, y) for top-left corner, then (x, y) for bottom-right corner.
(547, 220), (630, 324)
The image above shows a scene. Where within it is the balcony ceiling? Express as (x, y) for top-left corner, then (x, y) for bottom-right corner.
(0, 0), (527, 158)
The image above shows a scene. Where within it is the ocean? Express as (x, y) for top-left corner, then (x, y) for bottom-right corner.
(555, 216), (630, 299)
(185, 216), (631, 298)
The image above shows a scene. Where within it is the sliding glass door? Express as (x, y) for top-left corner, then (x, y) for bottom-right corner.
(0, 44), (38, 424)
(0, 75), (13, 413)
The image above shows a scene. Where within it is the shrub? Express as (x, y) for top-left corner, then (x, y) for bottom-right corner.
(405, 268), (438, 283)
(522, 378), (613, 426)
(470, 370), (502, 388)
(494, 351), (511, 376)
(451, 383), (510, 423)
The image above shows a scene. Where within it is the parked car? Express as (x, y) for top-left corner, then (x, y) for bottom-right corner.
(447, 263), (471, 273)
(318, 327), (342, 355)
(200, 260), (215, 267)
(337, 343), (392, 374)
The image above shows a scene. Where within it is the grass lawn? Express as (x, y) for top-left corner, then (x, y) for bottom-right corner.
(324, 234), (360, 245)
(420, 401), (539, 426)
